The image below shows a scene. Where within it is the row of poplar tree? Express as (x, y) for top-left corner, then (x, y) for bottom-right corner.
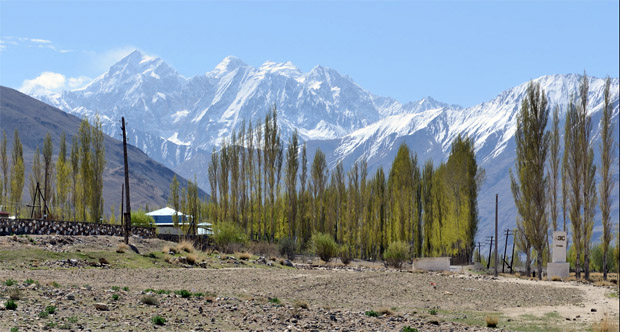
(194, 109), (483, 261)
(0, 117), (106, 223)
(512, 73), (616, 280)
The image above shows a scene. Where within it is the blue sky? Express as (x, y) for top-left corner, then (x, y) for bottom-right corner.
(1, 0), (618, 107)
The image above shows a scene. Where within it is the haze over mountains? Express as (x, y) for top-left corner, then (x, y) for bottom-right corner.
(24, 50), (619, 240)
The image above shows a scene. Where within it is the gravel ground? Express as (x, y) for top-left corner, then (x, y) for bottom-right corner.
(0, 235), (615, 331)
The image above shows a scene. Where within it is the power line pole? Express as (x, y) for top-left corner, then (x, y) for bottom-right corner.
(494, 194), (498, 277)
(121, 117), (132, 245)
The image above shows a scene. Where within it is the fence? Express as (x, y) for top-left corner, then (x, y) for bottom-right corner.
(0, 218), (156, 238)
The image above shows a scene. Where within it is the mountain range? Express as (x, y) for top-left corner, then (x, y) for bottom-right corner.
(24, 50), (619, 242)
(0, 86), (203, 217)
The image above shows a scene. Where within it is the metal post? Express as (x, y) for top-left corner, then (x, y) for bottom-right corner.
(121, 184), (124, 228)
(502, 229), (510, 273)
(121, 117), (132, 245)
(487, 236), (494, 269)
(494, 194), (498, 277)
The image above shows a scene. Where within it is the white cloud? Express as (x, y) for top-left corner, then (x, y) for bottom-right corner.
(19, 72), (91, 95)
(2, 36), (72, 53)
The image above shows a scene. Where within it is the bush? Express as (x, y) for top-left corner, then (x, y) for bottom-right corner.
(429, 309), (438, 315)
(131, 210), (155, 228)
(485, 315), (498, 328)
(311, 233), (338, 262)
(116, 243), (129, 253)
(176, 240), (194, 253)
(268, 297), (281, 304)
(213, 222), (247, 253)
(112, 293), (120, 301)
(401, 327), (418, 332)
(24, 279), (36, 285)
(5, 299), (17, 310)
(4, 279), (16, 286)
(383, 241), (410, 269)
(237, 252), (251, 260)
(339, 244), (353, 265)
(38, 310), (49, 318)
(365, 310), (379, 317)
(186, 253), (198, 265)
(152, 315), (166, 326)
(278, 236), (297, 260)
(141, 295), (159, 306)
(45, 305), (56, 314)
(175, 289), (192, 298)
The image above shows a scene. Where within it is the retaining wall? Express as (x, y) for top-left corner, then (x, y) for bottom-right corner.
(0, 218), (155, 238)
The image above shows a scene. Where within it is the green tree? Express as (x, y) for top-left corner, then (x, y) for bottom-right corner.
(55, 132), (71, 219)
(90, 116), (106, 223)
(285, 130), (299, 239)
(565, 96), (584, 278)
(598, 77), (615, 280)
(78, 119), (92, 221)
(28, 146), (43, 214)
(548, 107), (560, 231)
(510, 81), (550, 280)
(42, 133), (54, 210)
(169, 175), (180, 232)
(9, 129), (24, 216)
(422, 160), (434, 256)
(0, 131), (8, 206)
(310, 148), (328, 234)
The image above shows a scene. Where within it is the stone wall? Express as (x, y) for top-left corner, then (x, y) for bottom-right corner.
(0, 218), (155, 238)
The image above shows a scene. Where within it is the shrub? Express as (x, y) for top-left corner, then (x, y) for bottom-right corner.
(10, 327), (18, 332)
(141, 295), (159, 306)
(8, 288), (21, 300)
(131, 210), (155, 228)
(339, 244), (353, 265)
(278, 236), (297, 260)
(485, 315), (498, 328)
(50, 281), (61, 288)
(5, 299), (17, 310)
(122, 286), (129, 291)
(186, 253), (198, 265)
(45, 305), (56, 314)
(293, 300), (309, 309)
(4, 279), (16, 286)
(175, 289), (192, 298)
(152, 315), (166, 326)
(213, 222), (247, 253)
(67, 316), (78, 323)
(24, 279), (36, 285)
(116, 243), (129, 253)
(268, 297), (281, 304)
(112, 293), (120, 301)
(311, 232), (338, 262)
(111, 286), (120, 291)
(237, 252), (251, 260)
(176, 240), (194, 253)
(429, 309), (438, 315)
(377, 307), (393, 316)
(365, 310), (379, 317)
(38, 310), (49, 318)
(383, 241), (410, 269)
(401, 327), (418, 332)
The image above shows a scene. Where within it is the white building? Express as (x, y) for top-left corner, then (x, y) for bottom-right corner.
(146, 207), (212, 236)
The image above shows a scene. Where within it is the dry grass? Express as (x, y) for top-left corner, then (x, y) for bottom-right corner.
(485, 315), (498, 328)
(236, 252), (251, 261)
(162, 245), (171, 254)
(116, 243), (129, 253)
(247, 241), (278, 257)
(592, 314), (619, 332)
(551, 276), (562, 282)
(8, 288), (21, 300)
(186, 253), (198, 265)
(594, 280), (615, 287)
(164, 254), (173, 264)
(140, 295), (159, 306)
(293, 300), (309, 309)
(176, 240), (194, 253)
(377, 307), (394, 316)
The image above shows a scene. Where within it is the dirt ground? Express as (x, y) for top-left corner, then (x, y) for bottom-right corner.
(0, 235), (618, 331)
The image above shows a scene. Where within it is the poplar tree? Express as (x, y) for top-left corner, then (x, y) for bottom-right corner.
(310, 148), (328, 234)
(78, 119), (92, 221)
(10, 129), (24, 216)
(548, 106), (560, 231)
(42, 133), (54, 210)
(422, 160), (434, 256)
(70, 135), (80, 221)
(565, 97), (584, 278)
(1, 131), (8, 205)
(510, 81), (550, 280)
(169, 175), (180, 232)
(29, 146), (43, 213)
(208, 147), (218, 223)
(599, 77), (615, 280)
(285, 130), (299, 239)
(91, 116), (106, 223)
(298, 143), (309, 244)
(55, 132), (70, 219)
(579, 73), (596, 280)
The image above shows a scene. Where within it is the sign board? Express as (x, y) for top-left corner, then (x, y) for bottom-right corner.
(552, 231), (567, 263)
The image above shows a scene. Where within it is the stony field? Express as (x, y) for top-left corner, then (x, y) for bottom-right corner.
(0, 235), (618, 331)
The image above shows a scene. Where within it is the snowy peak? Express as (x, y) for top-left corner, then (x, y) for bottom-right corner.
(211, 56), (249, 77)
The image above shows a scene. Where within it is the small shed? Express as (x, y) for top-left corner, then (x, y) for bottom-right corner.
(146, 207), (212, 236)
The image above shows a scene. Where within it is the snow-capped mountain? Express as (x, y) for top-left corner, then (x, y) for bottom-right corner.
(26, 50), (619, 241)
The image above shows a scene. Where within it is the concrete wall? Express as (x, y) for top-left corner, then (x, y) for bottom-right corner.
(413, 257), (451, 271)
(0, 218), (155, 238)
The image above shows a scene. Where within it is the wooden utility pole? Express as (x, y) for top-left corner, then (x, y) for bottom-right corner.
(494, 194), (498, 277)
(121, 117), (131, 245)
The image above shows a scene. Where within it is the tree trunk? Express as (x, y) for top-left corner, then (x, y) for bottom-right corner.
(584, 249), (590, 280)
(525, 248), (531, 277)
(603, 251), (608, 280)
(537, 250), (543, 280)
